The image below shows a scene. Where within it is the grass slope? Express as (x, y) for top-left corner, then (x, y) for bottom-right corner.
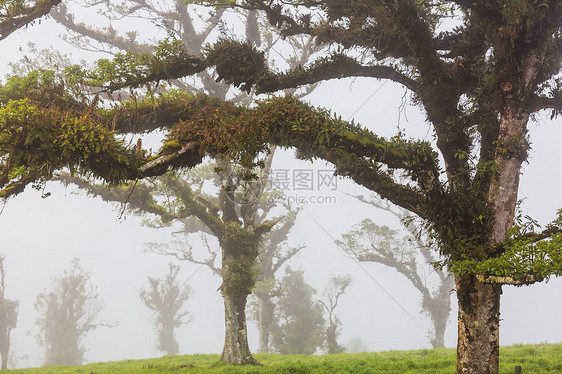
(7, 344), (561, 373)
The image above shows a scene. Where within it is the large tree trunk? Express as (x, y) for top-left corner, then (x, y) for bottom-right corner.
(455, 274), (502, 374)
(219, 235), (260, 365)
(221, 288), (258, 365)
(453, 85), (530, 371)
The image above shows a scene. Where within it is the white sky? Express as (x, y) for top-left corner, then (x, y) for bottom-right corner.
(0, 4), (561, 369)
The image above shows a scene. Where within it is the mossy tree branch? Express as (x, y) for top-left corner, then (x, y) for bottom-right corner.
(0, 0), (61, 40)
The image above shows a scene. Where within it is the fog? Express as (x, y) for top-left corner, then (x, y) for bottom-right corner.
(0, 4), (561, 369)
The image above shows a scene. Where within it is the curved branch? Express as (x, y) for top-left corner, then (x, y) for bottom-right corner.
(256, 54), (419, 94)
(49, 3), (152, 53)
(56, 173), (176, 221)
(529, 93), (562, 116)
(164, 175), (226, 237)
(0, 0), (61, 40)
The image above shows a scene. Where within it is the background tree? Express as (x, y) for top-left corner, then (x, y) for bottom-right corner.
(338, 193), (454, 348)
(250, 209), (305, 354)
(270, 267), (325, 355)
(143, 165), (306, 354)
(140, 263), (192, 356)
(320, 274), (352, 355)
(338, 220), (453, 349)
(153, 208), (306, 355)
(346, 337), (369, 354)
(0, 254), (18, 370)
(34, 258), (109, 366)
(62, 151), (305, 357)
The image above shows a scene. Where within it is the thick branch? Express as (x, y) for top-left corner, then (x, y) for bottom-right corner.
(256, 55), (419, 94)
(139, 142), (202, 177)
(327, 155), (428, 219)
(529, 93), (562, 116)
(0, 0), (61, 40)
(490, 225), (562, 258)
(476, 274), (544, 286)
(164, 175), (226, 237)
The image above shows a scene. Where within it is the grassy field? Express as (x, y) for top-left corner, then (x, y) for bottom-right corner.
(6, 343), (561, 373)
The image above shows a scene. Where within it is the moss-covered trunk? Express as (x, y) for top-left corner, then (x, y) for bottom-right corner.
(455, 274), (502, 374)
(452, 85), (531, 372)
(221, 283), (257, 365)
(219, 231), (260, 365)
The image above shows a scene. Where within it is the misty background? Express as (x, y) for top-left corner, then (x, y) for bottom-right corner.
(0, 3), (561, 369)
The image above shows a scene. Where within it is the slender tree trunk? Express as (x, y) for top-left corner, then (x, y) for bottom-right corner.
(0, 327), (7, 370)
(455, 274), (502, 374)
(431, 319), (445, 349)
(256, 295), (274, 353)
(428, 303), (448, 349)
(0, 346), (7, 370)
(427, 278), (453, 348)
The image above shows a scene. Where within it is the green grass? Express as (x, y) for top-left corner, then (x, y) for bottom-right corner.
(5, 343), (561, 373)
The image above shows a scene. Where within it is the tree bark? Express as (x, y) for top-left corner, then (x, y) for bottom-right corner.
(219, 235), (260, 365)
(455, 274), (502, 374)
(221, 288), (258, 365)
(453, 79), (531, 371)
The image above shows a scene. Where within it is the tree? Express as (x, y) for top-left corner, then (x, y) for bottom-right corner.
(319, 274), (352, 355)
(60, 150), (299, 363)
(140, 263), (192, 356)
(271, 267), (325, 355)
(37, 1), (317, 363)
(61, 150), (305, 357)
(152, 201), (306, 356)
(346, 337), (369, 354)
(338, 219), (453, 348)
(338, 193), (454, 348)
(143, 162), (306, 355)
(0, 254), (18, 370)
(2, 0), (562, 371)
(251, 210), (305, 354)
(35, 258), (109, 366)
